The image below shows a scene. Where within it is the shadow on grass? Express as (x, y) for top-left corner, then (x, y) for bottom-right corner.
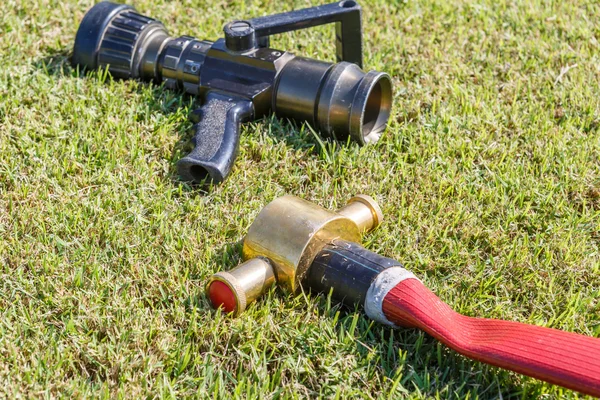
(33, 50), (337, 195)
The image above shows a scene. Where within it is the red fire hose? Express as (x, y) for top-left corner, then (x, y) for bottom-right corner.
(210, 236), (600, 396)
(382, 278), (600, 397)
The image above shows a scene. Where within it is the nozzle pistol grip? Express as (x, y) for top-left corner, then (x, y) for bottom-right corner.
(177, 92), (254, 184)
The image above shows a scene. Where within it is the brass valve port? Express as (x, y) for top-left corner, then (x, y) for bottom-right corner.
(207, 257), (275, 316)
(337, 194), (383, 232)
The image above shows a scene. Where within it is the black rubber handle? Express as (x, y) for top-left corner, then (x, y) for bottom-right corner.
(177, 91), (254, 184)
(307, 239), (401, 306)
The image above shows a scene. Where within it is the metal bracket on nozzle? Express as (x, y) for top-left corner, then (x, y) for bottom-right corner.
(224, 1), (363, 67)
(206, 194), (383, 315)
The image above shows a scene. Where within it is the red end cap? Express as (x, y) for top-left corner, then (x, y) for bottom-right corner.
(208, 281), (237, 313)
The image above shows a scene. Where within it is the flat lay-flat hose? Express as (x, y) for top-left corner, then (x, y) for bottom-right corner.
(382, 278), (600, 397)
(307, 240), (600, 397)
(210, 228), (600, 397)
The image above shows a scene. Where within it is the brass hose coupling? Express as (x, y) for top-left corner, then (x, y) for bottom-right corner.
(207, 195), (383, 316)
(205, 198), (600, 399)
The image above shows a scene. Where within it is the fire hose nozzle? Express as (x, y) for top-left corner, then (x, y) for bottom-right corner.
(206, 195), (382, 314)
(72, 1), (393, 185)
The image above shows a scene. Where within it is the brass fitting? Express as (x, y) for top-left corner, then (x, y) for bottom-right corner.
(206, 195), (383, 315)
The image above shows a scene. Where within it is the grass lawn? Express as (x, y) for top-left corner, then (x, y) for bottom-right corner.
(1, 0), (600, 398)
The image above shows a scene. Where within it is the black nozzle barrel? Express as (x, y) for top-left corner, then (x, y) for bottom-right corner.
(274, 58), (393, 145)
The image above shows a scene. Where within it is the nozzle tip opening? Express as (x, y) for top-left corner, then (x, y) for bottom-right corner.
(208, 280), (238, 314)
(351, 72), (393, 145)
(207, 272), (247, 316)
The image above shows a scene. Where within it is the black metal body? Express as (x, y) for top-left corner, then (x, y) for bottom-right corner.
(72, 1), (392, 184)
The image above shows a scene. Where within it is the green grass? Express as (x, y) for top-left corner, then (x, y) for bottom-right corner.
(1, 0), (600, 398)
